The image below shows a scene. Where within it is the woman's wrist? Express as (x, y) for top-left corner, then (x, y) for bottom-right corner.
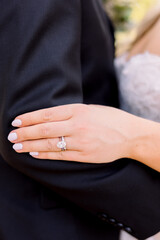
(127, 116), (160, 172)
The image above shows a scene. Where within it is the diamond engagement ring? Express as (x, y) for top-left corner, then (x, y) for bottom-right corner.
(57, 136), (67, 151)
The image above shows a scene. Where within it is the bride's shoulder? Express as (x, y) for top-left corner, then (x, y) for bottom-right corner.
(128, 17), (160, 60)
(143, 18), (160, 56)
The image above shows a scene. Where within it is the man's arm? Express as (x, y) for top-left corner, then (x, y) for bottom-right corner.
(0, 1), (159, 239)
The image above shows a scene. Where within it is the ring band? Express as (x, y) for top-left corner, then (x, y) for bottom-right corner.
(57, 136), (67, 151)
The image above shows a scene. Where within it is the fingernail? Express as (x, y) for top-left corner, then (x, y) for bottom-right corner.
(13, 143), (23, 151)
(12, 119), (22, 127)
(29, 152), (39, 156)
(8, 132), (18, 142)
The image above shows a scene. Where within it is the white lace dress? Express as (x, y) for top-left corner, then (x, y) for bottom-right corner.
(115, 52), (160, 122)
(115, 52), (160, 240)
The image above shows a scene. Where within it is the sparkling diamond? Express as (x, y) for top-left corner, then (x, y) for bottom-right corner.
(57, 141), (66, 150)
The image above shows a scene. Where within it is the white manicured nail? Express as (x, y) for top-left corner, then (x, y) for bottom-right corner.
(13, 143), (23, 151)
(8, 133), (18, 142)
(29, 152), (39, 156)
(12, 119), (22, 127)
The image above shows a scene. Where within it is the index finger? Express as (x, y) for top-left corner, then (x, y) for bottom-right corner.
(11, 104), (74, 127)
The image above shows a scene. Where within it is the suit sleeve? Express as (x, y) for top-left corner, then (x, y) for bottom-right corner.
(0, 1), (159, 239)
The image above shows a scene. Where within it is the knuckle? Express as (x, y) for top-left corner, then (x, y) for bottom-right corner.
(43, 109), (53, 122)
(78, 121), (87, 132)
(72, 120), (87, 135)
(73, 104), (83, 113)
(81, 149), (90, 158)
(58, 151), (65, 160)
(78, 104), (88, 114)
(40, 125), (49, 137)
(46, 139), (54, 151)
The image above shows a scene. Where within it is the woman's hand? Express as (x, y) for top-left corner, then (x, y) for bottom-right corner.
(7, 104), (134, 163)
(7, 104), (160, 172)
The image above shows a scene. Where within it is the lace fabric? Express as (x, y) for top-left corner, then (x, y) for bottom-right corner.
(115, 52), (160, 122)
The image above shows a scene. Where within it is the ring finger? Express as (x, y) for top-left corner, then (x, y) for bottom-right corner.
(12, 137), (78, 153)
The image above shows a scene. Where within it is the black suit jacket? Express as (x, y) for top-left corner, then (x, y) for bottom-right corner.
(0, 1), (159, 239)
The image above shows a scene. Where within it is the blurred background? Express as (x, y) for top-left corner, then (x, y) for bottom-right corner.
(103, 0), (157, 55)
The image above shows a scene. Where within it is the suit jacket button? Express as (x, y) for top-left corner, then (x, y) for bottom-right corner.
(125, 227), (132, 233)
(109, 218), (116, 224)
(117, 223), (124, 228)
(98, 213), (108, 221)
